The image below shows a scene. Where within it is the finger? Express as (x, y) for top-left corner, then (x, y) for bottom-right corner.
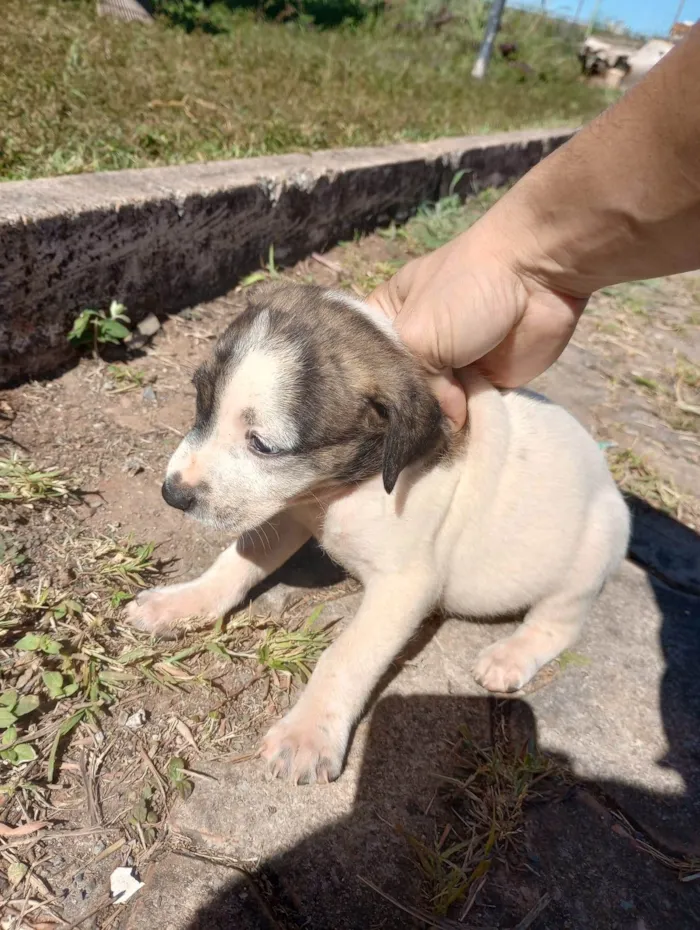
(427, 370), (467, 431)
(365, 278), (400, 323)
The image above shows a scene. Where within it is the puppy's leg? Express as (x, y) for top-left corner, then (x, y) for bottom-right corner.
(472, 590), (593, 693)
(126, 513), (310, 637)
(260, 571), (438, 785)
(473, 492), (629, 692)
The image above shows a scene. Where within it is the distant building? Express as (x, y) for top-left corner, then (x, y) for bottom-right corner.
(579, 33), (678, 91)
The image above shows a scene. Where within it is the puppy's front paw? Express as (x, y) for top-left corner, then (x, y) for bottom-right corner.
(125, 585), (213, 637)
(259, 708), (347, 785)
(472, 636), (541, 693)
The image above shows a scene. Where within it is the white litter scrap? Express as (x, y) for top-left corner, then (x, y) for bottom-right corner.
(110, 866), (144, 904)
(124, 708), (147, 730)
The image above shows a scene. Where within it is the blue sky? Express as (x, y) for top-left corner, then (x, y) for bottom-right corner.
(516, 0), (699, 36)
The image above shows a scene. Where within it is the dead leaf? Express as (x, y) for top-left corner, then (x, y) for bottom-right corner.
(174, 717), (198, 751)
(8, 860), (28, 886)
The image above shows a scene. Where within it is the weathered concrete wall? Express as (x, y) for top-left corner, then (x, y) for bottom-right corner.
(0, 128), (573, 384)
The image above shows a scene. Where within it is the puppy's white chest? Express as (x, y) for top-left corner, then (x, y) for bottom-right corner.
(317, 483), (392, 581)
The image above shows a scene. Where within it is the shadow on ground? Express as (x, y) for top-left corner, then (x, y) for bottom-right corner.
(177, 498), (700, 930)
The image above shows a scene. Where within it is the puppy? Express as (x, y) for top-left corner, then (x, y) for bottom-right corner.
(127, 281), (630, 784)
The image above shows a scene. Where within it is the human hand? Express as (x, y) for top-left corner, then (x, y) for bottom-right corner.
(367, 215), (587, 430)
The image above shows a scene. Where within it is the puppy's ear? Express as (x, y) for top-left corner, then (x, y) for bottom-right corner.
(373, 377), (443, 494)
(244, 279), (300, 310)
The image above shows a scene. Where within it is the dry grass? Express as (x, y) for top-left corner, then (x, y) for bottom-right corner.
(0, 454), (77, 504)
(393, 714), (700, 924)
(0, 472), (334, 925)
(406, 722), (558, 918)
(256, 606), (333, 681)
(0, 0), (609, 181)
(606, 448), (685, 518)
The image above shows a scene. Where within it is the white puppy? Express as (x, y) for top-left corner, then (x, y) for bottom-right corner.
(127, 282), (630, 784)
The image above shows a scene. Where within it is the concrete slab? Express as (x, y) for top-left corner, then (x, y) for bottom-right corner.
(0, 128), (573, 384)
(124, 544), (700, 928)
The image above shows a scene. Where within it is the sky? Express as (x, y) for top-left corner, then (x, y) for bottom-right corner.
(515, 0), (699, 36)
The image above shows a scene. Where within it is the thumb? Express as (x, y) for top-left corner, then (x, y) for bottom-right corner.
(426, 369), (467, 432)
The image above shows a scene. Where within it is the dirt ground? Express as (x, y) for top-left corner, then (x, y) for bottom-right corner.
(0, 192), (699, 929)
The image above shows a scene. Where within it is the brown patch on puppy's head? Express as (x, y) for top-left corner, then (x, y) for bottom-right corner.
(162, 281), (448, 532)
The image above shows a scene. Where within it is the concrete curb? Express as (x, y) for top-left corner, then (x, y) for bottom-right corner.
(0, 127), (574, 384)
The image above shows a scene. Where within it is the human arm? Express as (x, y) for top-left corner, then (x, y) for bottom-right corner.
(368, 25), (700, 428)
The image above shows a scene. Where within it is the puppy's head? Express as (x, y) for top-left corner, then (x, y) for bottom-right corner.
(162, 282), (446, 533)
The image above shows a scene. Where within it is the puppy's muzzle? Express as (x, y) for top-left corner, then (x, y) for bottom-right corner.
(162, 474), (197, 513)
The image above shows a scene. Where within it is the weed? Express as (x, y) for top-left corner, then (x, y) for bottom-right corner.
(94, 539), (158, 590)
(0, 533), (166, 788)
(130, 784), (160, 845)
(167, 756), (194, 799)
(106, 364), (148, 393)
(257, 606), (331, 680)
(0, 454), (76, 503)
(401, 186), (502, 254)
(68, 301), (131, 356)
(407, 723), (558, 916)
(341, 185), (503, 295)
(632, 375), (661, 393)
(239, 245), (280, 288)
(0, 691), (40, 766)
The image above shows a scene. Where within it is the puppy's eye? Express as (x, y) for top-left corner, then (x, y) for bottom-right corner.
(248, 433), (279, 456)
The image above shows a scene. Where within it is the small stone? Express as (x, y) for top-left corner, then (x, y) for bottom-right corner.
(136, 313), (161, 338)
(124, 457), (145, 476)
(124, 709), (147, 730)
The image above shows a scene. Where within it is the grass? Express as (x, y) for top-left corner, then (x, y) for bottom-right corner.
(384, 184), (504, 253)
(606, 448), (685, 519)
(0, 453), (77, 503)
(0, 516), (332, 795)
(338, 185), (502, 293)
(256, 605), (332, 681)
(106, 363), (149, 393)
(0, 0), (610, 181)
(0, 512), (336, 925)
(406, 720), (559, 918)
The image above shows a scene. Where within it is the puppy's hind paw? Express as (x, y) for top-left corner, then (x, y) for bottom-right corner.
(472, 637), (541, 694)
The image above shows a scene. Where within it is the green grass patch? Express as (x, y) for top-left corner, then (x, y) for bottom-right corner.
(0, 454), (77, 504)
(1, 0), (609, 181)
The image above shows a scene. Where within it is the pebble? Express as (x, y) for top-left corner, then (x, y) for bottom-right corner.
(124, 709), (147, 730)
(136, 313), (161, 338)
(124, 457), (145, 476)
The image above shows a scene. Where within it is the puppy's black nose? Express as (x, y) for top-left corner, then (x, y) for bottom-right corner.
(161, 475), (196, 512)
